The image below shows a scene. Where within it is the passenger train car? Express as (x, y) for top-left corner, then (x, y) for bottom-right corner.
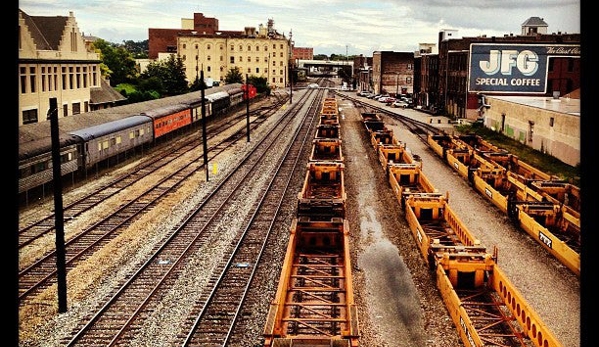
(18, 83), (248, 201)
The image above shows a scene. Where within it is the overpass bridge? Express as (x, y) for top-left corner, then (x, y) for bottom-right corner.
(297, 59), (353, 77)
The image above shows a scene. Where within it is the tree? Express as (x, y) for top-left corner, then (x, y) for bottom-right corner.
(91, 39), (138, 85)
(225, 67), (244, 84)
(121, 39), (148, 59)
(140, 54), (189, 96)
(247, 76), (270, 95)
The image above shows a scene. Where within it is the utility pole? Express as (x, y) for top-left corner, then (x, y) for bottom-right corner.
(246, 74), (250, 142)
(201, 70), (208, 181)
(48, 97), (67, 313)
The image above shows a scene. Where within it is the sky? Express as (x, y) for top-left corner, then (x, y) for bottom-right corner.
(18, 0), (581, 56)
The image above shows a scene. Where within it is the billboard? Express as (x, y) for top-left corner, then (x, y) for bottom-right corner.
(469, 43), (580, 93)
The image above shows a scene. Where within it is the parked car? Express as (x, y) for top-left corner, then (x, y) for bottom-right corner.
(378, 96), (395, 103)
(391, 100), (410, 108)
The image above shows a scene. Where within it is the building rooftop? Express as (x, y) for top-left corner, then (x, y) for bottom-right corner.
(489, 95), (580, 116)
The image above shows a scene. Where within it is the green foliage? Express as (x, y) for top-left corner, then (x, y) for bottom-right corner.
(225, 67), (244, 84)
(247, 76), (270, 95)
(91, 38), (138, 85)
(140, 55), (188, 96)
(120, 39), (148, 58)
(456, 125), (580, 185)
(189, 76), (208, 91)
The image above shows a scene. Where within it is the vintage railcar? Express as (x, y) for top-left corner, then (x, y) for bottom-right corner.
(18, 83), (245, 201)
(18, 134), (80, 195)
(141, 103), (192, 139)
(69, 115), (154, 170)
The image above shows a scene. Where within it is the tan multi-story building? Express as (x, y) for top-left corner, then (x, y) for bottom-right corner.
(18, 9), (125, 126)
(150, 15), (291, 89)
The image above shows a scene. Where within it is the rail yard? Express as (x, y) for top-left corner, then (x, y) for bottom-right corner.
(18, 81), (580, 346)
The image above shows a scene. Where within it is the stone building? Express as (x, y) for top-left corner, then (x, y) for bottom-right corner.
(149, 14), (291, 89)
(371, 51), (414, 96)
(18, 9), (125, 126)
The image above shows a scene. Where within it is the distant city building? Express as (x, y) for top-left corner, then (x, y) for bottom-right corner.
(371, 51), (414, 96)
(18, 9), (125, 125)
(292, 47), (313, 61)
(149, 14), (291, 89)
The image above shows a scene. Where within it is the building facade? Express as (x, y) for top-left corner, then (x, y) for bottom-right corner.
(371, 51), (414, 96)
(18, 10), (125, 126)
(150, 14), (291, 89)
(435, 23), (580, 120)
(292, 47), (313, 61)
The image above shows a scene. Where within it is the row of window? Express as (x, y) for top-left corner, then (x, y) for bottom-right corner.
(22, 101), (90, 125)
(19, 64), (99, 94)
(181, 42), (286, 52)
(19, 151), (74, 179)
(98, 127), (149, 153)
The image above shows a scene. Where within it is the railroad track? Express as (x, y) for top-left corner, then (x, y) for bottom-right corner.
(18, 100), (283, 249)
(18, 99), (285, 304)
(62, 88), (325, 346)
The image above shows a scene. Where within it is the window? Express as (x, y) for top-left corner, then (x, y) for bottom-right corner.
(239, 44), (243, 51)
(406, 77), (412, 84)
(41, 67), (46, 92)
(247, 68), (251, 73)
(230, 45), (234, 51)
(207, 66), (211, 72)
(207, 44), (211, 50)
(550, 117), (554, 127)
(528, 121), (534, 142)
(207, 55), (211, 61)
(63, 104), (68, 117)
(73, 102), (81, 115)
(230, 57), (235, 64)
(22, 109), (38, 124)
(256, 67), (260, 73)
(83, 66), (87, 88)
(70, 29), (77, 51)
(76, 67), (81, 88)
(280, 69), (283, 75)
(239, 56), (243, 62)
(29, 67), (36, 93)
(69, 67), (74, 89)
(255, 57), (260, 62)
(280, 52), (283, 57)
(20, 67), (26, 93)
(247, 45), (251, 51)
(256, 45), (259, 51)
(195, 44), (198, 49)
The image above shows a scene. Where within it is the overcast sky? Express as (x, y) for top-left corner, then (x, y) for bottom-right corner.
(19, 0), (580, 56)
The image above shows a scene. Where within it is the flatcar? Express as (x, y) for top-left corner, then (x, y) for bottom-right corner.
(358, 109), (564, 347)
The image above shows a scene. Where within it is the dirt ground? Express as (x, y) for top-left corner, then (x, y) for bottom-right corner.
(339, 99), (463, 347)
